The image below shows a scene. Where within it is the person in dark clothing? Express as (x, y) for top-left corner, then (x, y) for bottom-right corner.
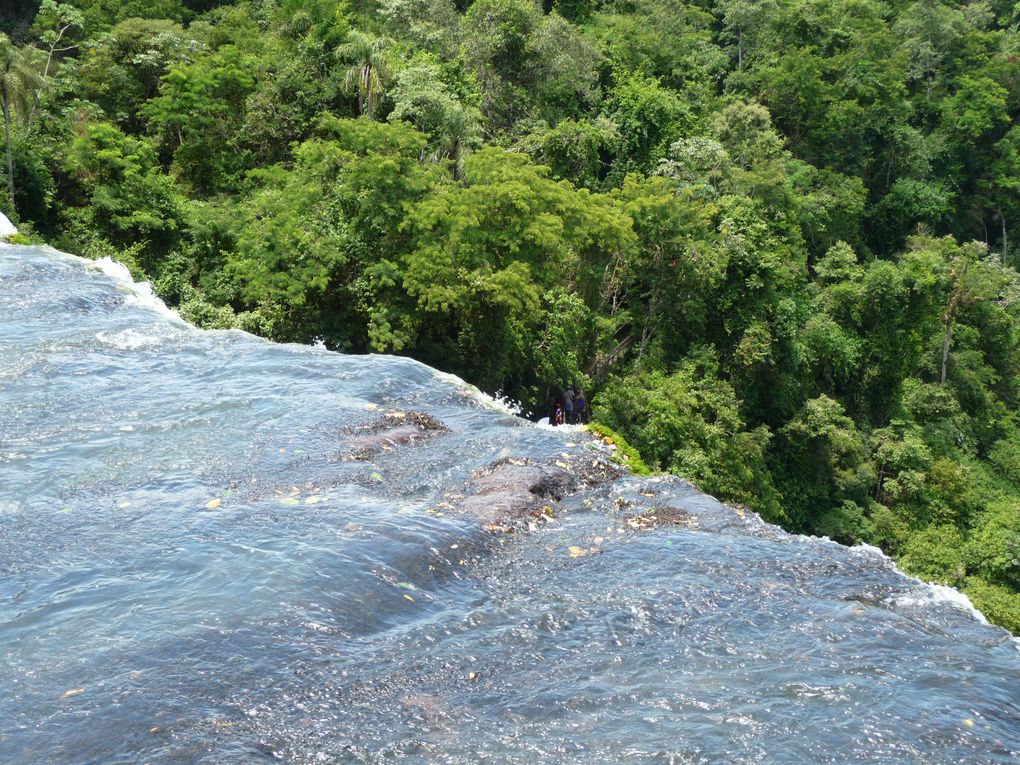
(563, 386), (575, 424)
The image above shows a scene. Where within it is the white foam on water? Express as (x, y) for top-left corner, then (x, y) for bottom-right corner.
(491, 390), (524, 417)
(892, 582), (989, 624)
(471, 388), (522, 415)
(852, 542), (890, 561)
(0, 211), (17, 238)
(88, 256), (186, 324)
(428, 368), (526, 415)
(849, 543), (1000, 628)
(96, 328), (164, 350)
(534, 421), (586, 433)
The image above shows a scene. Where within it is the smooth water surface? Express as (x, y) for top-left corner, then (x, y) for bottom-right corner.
(1, 244), (1018, 764)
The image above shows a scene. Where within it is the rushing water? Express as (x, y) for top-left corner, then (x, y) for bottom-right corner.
(1, 244), (1018, 765)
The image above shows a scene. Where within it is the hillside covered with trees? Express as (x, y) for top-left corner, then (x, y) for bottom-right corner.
(2, 0), (1020, 630)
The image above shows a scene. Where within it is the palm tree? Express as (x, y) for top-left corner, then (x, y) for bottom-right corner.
(434, 103), (481, 181)
(336, 31), (393, 119)
(0, 34), (43, 213)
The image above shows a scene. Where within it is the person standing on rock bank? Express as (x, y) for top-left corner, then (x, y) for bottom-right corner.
(575, 388), (588, 424)
(546, 391), (559, 425)
(563, 386), (575, 425)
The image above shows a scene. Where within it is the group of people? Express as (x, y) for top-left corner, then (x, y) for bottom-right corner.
(545, 386), (589, 426)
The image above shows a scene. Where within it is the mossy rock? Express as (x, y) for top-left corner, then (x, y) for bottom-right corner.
(586, 421), (652, 476)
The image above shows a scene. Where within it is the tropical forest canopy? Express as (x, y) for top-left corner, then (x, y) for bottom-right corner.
(2, 0), (1020, 630)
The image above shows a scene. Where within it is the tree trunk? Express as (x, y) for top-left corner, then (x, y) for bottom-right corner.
(27, 37), (59, 132)
(940, 258), (970, 385)
(1002, 214), (1008, 263)
(360, 64), (371, 118)
(637, 295), (658, 361)
(2, 95), (13, 212)
(940, 315), (953, 384)
(637, 247), (664, 361)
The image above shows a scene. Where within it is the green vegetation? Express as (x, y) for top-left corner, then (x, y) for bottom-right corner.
(2, 0), (1019, 629)
(587, 421), (652, 476)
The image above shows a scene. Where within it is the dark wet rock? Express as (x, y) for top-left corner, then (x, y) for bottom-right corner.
(577, 454), (627, 487)
(471, 458), (576, 499)
(342, 411), (448, 460)
(456, 451), (623, 527)
(627, 505), (696, 529)
(457, 458), (573, 527)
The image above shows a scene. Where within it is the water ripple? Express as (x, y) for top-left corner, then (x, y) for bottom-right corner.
(1, 245), (1018, 764)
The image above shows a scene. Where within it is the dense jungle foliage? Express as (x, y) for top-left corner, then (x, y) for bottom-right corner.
(2, 0), (1020, 630)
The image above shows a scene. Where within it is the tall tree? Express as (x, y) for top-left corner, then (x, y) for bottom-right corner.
(0, 33), (43, 213)
(935, 240), (1016, 384)
(26, 1), (84, 131)
(336, 31), (393, 119)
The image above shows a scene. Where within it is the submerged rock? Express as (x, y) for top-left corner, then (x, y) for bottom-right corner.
(626, 505), (697, 529)
(342, 411), (448, 460)
(457, 458), (573, 526)
(456, 452), (623, 527)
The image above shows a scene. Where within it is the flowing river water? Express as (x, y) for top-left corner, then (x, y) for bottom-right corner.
(1, 244), (1018, 764)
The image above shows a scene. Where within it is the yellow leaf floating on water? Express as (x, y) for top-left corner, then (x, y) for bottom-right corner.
(206, 498), (222, 509)
(280, 497), (299, 505)
(963, 719), (975, 727)
(365, 403), (379, 410)
(149, 726), (160, 734)
(62, 688), (85, 698)
(403, 594), (415, 602)
(304, 495), (321, 505)
(568, 546), (587, 558)
(118, 501), (132, 508)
